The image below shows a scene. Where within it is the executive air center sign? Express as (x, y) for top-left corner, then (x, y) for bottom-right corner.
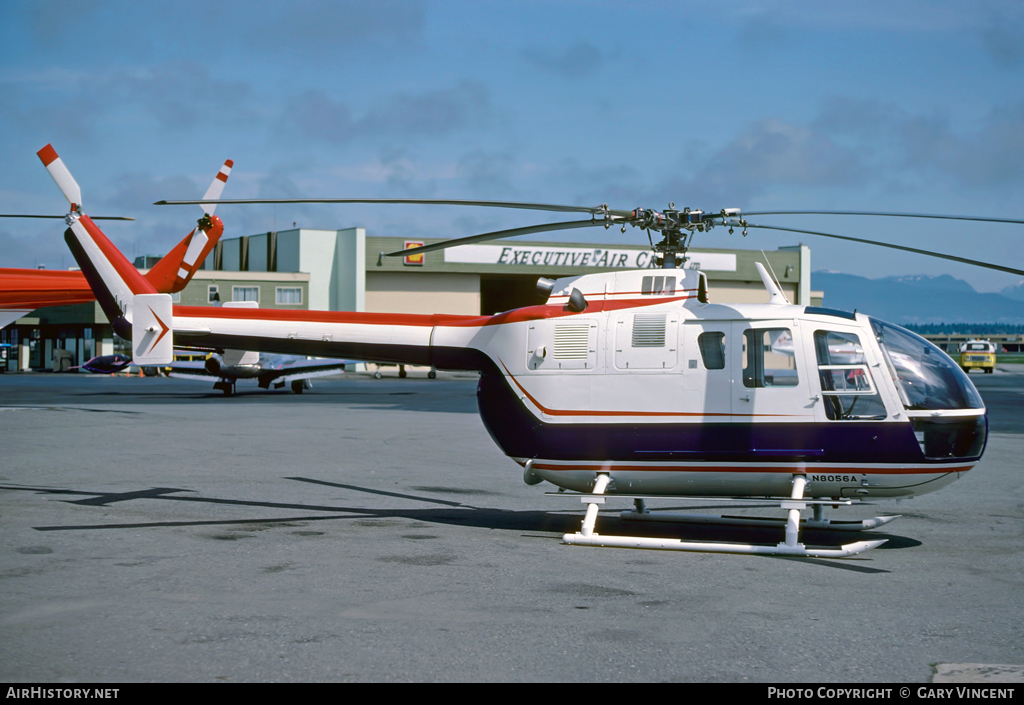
(444, 244), (737, 271)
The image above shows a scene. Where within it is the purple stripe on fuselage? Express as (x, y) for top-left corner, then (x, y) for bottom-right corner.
(475, 370), (986, 466)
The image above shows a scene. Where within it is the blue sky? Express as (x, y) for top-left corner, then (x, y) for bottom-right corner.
(2, 0), (1022, 293)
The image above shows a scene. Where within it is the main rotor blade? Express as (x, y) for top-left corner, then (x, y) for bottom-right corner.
(386, 219), (616, 258)
(741, 210), (1024, 226)
(737, 221), (1024, 276)
(155, 197), (633, 218)
(0, 214), (135, 221)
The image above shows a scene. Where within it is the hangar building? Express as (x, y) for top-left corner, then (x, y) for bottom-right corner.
(198, 227), (819, 315)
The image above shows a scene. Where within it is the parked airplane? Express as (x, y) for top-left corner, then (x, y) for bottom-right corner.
(167, 350), (350, 395)
(73, 353), (133, 374)
(168, 352), (349, 395)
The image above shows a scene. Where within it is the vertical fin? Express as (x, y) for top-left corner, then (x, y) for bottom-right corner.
(132, 293), (174, 365)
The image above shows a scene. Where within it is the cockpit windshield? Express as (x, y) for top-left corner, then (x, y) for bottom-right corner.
(870, 318), (985, 411)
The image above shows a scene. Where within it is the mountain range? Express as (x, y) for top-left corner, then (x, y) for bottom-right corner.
(812, 272), (1024, 325)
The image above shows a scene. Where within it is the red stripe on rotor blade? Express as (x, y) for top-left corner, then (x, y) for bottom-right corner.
(216, 172), (228, 182)
(37, 144), (59, 166)
(224, 160), (233, 168)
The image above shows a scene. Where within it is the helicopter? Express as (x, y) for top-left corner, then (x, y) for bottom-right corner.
(39, 144), (1024, 558)
(0, 151), (234, 330)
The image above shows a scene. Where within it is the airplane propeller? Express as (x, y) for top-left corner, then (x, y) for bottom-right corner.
(154, 196), (1024, 276)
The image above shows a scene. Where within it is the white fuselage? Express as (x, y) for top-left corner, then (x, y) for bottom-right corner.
(165, 268), (986, 501)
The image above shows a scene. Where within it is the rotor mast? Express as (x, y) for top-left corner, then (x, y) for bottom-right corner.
(628, 205), (744, 269)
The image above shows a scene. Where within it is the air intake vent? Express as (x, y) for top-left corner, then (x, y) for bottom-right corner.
(553, 323), (590, 360)
(631, 313), (666, 348)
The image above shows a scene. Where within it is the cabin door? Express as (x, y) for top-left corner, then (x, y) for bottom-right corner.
(732, 322), (815, 421)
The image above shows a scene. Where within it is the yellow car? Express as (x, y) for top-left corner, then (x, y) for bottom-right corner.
(958, 340), (997, 374)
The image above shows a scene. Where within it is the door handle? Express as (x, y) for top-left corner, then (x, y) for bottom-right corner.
(739, 395), (750, 402)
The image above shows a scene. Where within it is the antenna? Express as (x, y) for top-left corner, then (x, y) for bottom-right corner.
(760, 250), (790, 305)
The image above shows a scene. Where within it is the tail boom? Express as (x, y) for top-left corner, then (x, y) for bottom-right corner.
(169, 305), (489, 370)
(64, 214), (157, 337)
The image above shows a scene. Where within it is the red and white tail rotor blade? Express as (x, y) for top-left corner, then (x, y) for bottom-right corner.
(176, 159), (233, 288)
(200, 160), (233, 216)
(36, 144), (83, 212)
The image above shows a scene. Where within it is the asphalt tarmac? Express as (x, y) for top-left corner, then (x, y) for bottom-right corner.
(1, 365), (1022, 683)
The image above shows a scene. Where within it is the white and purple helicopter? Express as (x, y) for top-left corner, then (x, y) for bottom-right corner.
(37, 145), (1024, 558)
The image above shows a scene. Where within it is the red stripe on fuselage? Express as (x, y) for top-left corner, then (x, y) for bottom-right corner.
(172, 305), (476, 327)
(499, 360), (805, 418)
(171, 293), (695, 329)
(450, 295), (695, 327)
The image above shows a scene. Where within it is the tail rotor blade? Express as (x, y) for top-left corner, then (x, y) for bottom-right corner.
(199, 160), (233, 216)
(36, 144), (83, 211)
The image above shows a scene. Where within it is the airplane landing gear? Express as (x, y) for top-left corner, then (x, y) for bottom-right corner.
(213, 379), (236, 396)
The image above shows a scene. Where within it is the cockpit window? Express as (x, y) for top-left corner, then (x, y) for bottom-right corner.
(814, 330), (887, 420)
(870, 318), (984, 410)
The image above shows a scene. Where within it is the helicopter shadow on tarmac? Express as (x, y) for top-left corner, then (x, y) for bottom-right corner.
(23, 377), (482, 414)
(5, 476), (915, 574)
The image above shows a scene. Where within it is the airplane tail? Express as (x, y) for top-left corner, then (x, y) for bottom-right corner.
(144, 160), (232, 292)
(38, 144), (173, 364)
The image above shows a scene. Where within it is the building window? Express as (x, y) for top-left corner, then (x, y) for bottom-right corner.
(208, 285), (220, 303)
(232, 286), (259, 303)
(276, 287), (302, 305)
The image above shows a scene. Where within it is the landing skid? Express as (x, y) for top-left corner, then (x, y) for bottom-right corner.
(621, 509), (900, 532)
(555, 473), (892, 558)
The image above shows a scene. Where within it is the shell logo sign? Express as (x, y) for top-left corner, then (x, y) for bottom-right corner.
(404, 241), (425, 266)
